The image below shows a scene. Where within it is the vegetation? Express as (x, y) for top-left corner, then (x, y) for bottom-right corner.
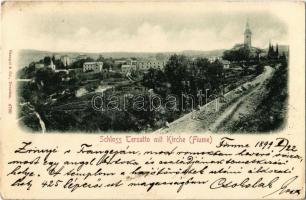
(222, 46), (252, 62)
(142, 55), (225, 108)
(70, 57), (94, 69)
(228, 59), (288, 132)
(17, 45), (288, 133)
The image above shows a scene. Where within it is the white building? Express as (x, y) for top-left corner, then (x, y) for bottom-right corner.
(114, 60), (126, 65)
(35, 63), (44, 69)
(121, 64), (137, 74)
(47, 60), (56, 71)
(35, 59), (56, 70)
(137, 59), (167, 71)
(126, 59), (137, 66)
(83, 62), (104, 73)
(208, 56), (221, 63)
(221, 60), (230, 69)
(55, 69), (69, 74)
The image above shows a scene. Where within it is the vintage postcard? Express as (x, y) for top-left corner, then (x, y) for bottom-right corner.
(0, 1), (305, 199)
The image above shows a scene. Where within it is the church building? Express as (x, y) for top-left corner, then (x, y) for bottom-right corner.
(232, 19), (253, 50)
(244, 20), (252, 48)
(229, 19), (261, 58)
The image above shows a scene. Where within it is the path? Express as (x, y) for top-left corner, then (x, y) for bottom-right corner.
(154, 66), (274, 134)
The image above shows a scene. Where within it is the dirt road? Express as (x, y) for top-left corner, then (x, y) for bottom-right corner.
(209, 66), (274, 132)
(154, 66), (275, 134)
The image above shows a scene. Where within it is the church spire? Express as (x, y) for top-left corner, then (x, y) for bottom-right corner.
(244, 19), (252, 48)
(246, 18), (250, 29)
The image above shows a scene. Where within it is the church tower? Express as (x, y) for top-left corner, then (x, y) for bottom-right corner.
(244, 20), (252, 48)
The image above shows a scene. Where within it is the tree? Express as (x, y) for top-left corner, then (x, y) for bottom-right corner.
(35, 68), (63, 95)
(222, 46), (251, 62)
(195, 57), (209, 75)
(70, 57), (94, 69)
(268, 43), (279, 60)
(164, 54), (191, 95)
(97, 55), (105, 62)
(102, 59), (114, 71)
(142, 68), (166, 91)
(54, 59), (65, 69)
(43, 56), (51, 66)
(280, 52), (287, 60)
(255, 64), (264, 75)
(207, 60), (224, 94)
(189, 57), (210, 98)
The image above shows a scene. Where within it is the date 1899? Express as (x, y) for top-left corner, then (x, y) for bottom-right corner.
(255, 138), (297, 152)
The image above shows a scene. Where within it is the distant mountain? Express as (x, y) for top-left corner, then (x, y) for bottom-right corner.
(18, 45), (289, 69)
(277, 45), (289, 54)
(18, 49), (101, 68)
(181, 49), (225, 57)
(18, 49), (226, 68)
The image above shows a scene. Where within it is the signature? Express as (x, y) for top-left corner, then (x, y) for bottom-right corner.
(263, 176), (302, 198)
(210, 177), (279, 189)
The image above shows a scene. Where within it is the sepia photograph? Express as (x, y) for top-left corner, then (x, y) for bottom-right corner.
(16, 4), (289, 134)
(1, 2), (304, 200)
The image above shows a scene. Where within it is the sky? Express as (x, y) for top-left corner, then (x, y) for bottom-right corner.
(3, 2), (289, 52)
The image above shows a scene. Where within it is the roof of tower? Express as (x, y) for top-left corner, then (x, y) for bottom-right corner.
(244, 20), (252, 34)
